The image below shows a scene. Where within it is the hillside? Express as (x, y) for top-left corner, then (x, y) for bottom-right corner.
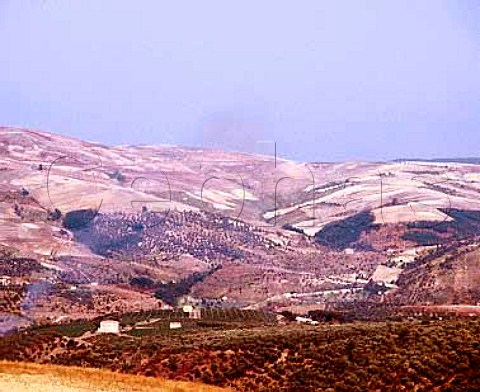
(2, 127), (480, 331)
(2, 319), (480, 391)
(391, 240), (480, 305)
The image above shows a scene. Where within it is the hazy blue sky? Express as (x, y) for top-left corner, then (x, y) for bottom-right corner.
(1, 1), (480, 161)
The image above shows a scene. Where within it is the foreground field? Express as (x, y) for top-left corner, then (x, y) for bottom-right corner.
(0, 361), (230, 392)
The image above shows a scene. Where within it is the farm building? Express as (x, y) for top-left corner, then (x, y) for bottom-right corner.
(169, 322), (182, 330)
(295, 316), (319, 325)
(182, 305), (193, 313)
(182, 305), (201, 319)
(97, 320), (120, 334)
(0, 276), (11, 286)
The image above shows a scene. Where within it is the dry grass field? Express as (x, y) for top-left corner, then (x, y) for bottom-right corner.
(0, 361), (231, 392)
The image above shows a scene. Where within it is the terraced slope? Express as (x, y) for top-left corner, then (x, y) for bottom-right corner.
(391, 241), (480, 305)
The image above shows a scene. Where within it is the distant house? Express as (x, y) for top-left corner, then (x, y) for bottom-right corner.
(295, 316), (319, 325)
(0, 276), (11, 286)
(97, 320), (120, 334)
(169, 322), (182, 330)
(295, 316), (312, 323)
(182, 305), (201, 319)
(182, 305), (193, 313)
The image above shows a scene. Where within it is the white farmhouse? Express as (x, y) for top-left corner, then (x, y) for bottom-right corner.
(97, 320), (120, 334)
(0, 276), (11, 286)
(295, 316), (319, 325)
(182, 305), (201, 319)
(169, 322), (182, 330)
(182, 305), (193, 313)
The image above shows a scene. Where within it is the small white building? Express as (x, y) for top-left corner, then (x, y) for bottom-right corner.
(182, 305), (193, 313)
(182, 305), (201, 319)
(97, 320), (120, 334)
(0, 276), (11, 286)
(169, 322), (182, 330)
(295, 316), (318, 325)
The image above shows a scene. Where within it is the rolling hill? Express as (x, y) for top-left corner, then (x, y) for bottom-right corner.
(2, 126), (480, 331)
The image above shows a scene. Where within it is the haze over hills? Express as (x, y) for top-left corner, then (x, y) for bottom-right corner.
(2, 127), (480, 333)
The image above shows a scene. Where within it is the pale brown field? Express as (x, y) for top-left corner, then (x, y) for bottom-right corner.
(0, 361), (231, 392)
